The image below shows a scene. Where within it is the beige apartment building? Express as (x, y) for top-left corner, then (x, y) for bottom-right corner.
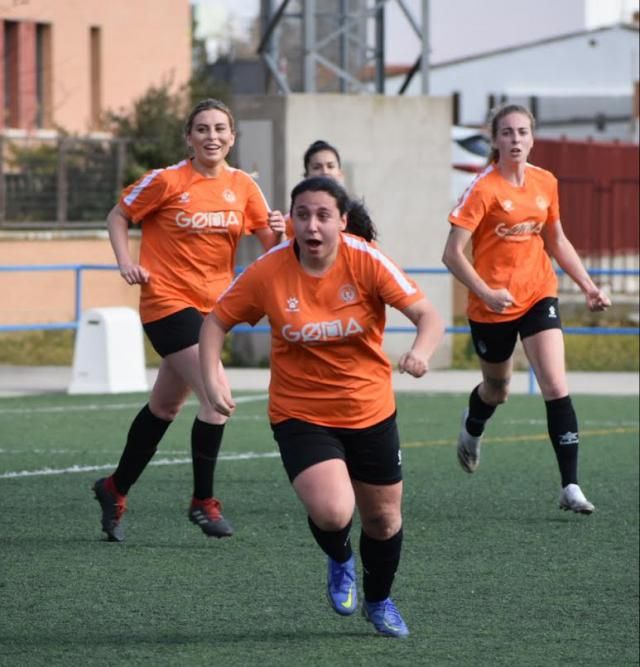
(1, 0), (191, 134)
(0, 1), (191, 328)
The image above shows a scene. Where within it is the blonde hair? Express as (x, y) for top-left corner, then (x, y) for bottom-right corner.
(487, 104), (535, 164)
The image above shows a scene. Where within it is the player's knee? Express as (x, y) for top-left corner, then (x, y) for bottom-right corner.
(312, 504), (353, 532)
(539, 381), (568, 401)
(149, 400), (183, 421)
(361, 510), (402, 541)
(483, 378), (510, 405)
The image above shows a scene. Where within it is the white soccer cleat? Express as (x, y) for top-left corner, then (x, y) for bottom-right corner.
(559, 484), (595, 515)
(457, 408), (481, 473)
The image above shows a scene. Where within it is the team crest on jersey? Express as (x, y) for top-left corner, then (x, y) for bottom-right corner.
(501, 199), (514, 212)
(223, 189), (236, 203)
(536, 195), (549, 210)
(286, 297), (300, 312)
(178, 192), (190, 204)
(339, 284), (357, 303)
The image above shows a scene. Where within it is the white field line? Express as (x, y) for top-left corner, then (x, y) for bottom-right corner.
(0, 394), (268, 416)
(0, 451), (281, 479)
(0, 393), (272, 479)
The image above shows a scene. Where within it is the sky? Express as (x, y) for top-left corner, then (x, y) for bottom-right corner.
(192, 0), (640, 64)
(192, 0), (260, 60)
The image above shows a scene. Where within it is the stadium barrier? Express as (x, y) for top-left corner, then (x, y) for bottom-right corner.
(1, 263), (638, 395)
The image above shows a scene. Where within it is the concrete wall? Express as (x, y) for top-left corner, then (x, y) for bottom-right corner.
(2, 95), (453, 369)
(234, 94), (453, 368)
(0, 232), (140, 326)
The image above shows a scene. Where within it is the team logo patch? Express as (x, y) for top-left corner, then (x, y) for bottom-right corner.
(178, 192), (190, 204)
(558, 431), (579, 445)
(223, 189), (236, 203)
(286, 297), (300, 312)
(477, 340), (488, 355)
(501, 199), (514, 212)
(339, 284), (357, 303)
(548, 305), (557, 319)
(536, 195), (549, 210)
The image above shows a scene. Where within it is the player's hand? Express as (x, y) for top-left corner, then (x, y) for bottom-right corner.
(268, 210), (286, 236)
(585, 288), (611, 312)
(209, 386), (237, 418)
(119, 262), (150, 285)
(484, 287), (516, 314)
(398, 351), (428, 378)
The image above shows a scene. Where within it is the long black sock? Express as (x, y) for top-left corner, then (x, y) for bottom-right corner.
(360, 528), (403, 603)
(191, 418), (225, 500)
(112, 404), (172, 495)
(466, 384), (497, 437)
(307, 517), (353, 563)
(545, 395), (579, 487)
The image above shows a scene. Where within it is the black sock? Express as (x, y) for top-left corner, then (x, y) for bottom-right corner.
(466, 384), (497, 437)
(359, 528), (403, 603)
(112, 404), (172, 495)
(191, 418), (225, 500)
(307, 517), (353, 563)
(545, 395), (579, 487)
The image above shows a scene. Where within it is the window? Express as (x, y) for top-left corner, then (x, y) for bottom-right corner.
(2, 21), (51, 130)
(36, 23), (52, 128)
(90, 26), (102, 130)
(4, 21), (18, 128)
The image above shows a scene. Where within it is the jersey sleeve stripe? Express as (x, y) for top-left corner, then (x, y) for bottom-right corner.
(247, 170), (272, 212)
(343, 235), (417, 295)
(122, 160), (187, 207)
(450, 163), (495, 218)
(217, 241), (291, 302)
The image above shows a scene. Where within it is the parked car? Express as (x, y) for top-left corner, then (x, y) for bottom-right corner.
(451, 125), (491, 204)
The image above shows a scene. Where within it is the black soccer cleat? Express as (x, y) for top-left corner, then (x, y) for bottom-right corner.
(92, 476), (127, 542)
(188, 497), (233, 538)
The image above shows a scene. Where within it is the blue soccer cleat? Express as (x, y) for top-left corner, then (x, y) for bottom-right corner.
(362, 597), (410, 637)
(327, 555), (357, 615)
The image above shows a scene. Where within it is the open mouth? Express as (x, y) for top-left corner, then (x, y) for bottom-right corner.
(305, 239), (322, 248)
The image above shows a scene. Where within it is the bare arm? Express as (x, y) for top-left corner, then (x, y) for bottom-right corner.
(107, 205), (150, 285)
(397, 297), (445, 377)
(199, 313), (236, 416)
(441, 225), (515, 313)
(542, 222), (611, 311)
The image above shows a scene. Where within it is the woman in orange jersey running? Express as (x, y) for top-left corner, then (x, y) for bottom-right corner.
(442, 103), (610, 514)
(92, 98), (285, 543)
(200, 176), (445, 637)
(275, 140), (379, 244)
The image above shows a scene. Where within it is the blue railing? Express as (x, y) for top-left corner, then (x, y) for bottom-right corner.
(0, 264), (117, 332)
(1, 263), (638, 337)
(1, 262), (638, 394)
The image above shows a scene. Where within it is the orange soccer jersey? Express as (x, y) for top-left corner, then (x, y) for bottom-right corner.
(213, 234), (425, 428)
(449, 162), (560, 323)
(119, 160), (270, 324)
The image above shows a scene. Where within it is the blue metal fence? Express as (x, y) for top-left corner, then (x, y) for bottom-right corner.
(2, 263), (637, 395)
(1, 263), (638, 336)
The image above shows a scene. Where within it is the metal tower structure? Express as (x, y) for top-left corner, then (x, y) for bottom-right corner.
(257, 0), (430, 95)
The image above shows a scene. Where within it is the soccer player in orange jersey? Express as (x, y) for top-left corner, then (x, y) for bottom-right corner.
(92, 99), (285, 543)
(274, 140), (379, 244)
(200, 177), (444, 637)
(442, 103), (611, 514)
